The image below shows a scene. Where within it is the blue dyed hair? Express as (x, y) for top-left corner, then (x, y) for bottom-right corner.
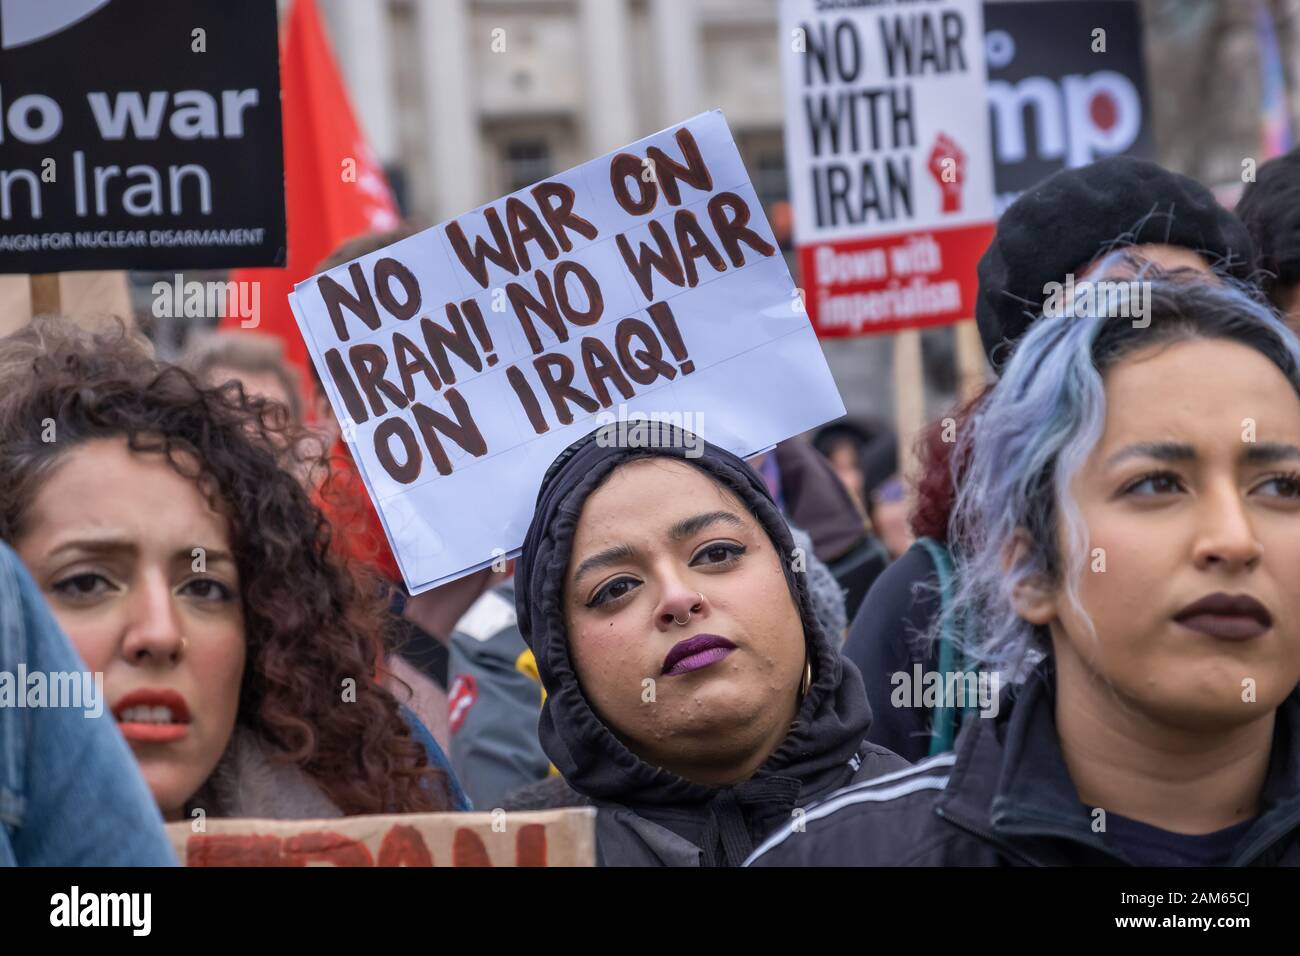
(944, 268), (1300, 676)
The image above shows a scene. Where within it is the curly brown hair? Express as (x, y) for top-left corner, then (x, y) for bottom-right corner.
(908, 385), (991, 544)
(0, 318), (451, 814)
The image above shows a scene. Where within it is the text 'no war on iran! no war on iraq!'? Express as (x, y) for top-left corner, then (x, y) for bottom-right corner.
(289, 110), (846, 593)
(309, 123), (777, 486)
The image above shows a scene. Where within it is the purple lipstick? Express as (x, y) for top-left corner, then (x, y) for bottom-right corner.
(1173, 592), (1273, 641)
(662, 633), (737, 676)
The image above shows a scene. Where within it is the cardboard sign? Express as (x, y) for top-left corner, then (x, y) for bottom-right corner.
(984, 0), (1152, 215)
(780, 0), (997, 337)
(167, 808), (596, 867)
(0, 0), (285, 272)
(290, 110), (845, 593)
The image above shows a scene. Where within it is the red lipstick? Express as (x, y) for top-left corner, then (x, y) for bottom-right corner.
(112, 688), (192, 743)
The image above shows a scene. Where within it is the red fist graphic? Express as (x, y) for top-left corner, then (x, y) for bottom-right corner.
(928, 133), (966, 214)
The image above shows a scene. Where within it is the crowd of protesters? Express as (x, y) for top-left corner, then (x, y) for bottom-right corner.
(4, 147), (1300, 867)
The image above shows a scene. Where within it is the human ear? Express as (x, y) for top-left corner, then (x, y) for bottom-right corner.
(1002, 531), (1058, 626)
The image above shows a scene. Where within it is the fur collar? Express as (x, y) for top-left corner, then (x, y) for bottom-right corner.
(188, 726), (342, 820)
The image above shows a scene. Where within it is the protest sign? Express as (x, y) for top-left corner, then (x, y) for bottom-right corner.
(984, 0), (1152, 215)
(290, 110), (846, 593)
(779, 0), (997, 338)
(0, 0), (285, 272)
(167, 808), (596, 867)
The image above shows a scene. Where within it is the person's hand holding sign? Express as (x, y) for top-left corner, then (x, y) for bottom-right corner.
(927, 133), (966, 214)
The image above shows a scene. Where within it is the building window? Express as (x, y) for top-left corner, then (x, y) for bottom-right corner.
(503, 140), (552, 192)
(753, 150), (788, 208)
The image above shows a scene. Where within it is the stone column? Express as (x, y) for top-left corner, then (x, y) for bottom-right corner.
(416, 0), (483, 220)
(578, 0), (637, 153)
(649, 0), (703, 128)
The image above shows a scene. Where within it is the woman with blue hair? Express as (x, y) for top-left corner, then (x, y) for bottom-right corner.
(749, 275), (1300, 866)
(843, 156), (1261, 761)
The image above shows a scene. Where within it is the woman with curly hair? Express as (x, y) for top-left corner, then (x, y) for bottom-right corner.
(0, 318), (460, 820)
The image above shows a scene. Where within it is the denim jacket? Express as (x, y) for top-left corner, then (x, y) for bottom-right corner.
(0, 542), (176, 866)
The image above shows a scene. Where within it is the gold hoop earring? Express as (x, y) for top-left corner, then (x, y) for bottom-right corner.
(800, 657), (812, 697)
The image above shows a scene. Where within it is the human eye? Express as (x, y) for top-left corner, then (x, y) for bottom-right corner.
(1251, 471), (1300, 500)
(51, 571), (118, 604)
(1121, 470), (1186, 497)
(179, 577), (236, 603)
(585, 576), (641, 609)
(689, 541), (747, 569)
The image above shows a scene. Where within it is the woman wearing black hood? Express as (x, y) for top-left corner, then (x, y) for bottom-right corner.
(513, 424), (906, 866)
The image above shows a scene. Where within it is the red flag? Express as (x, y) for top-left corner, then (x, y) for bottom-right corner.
(223, 0), (398, 379)
(224, 0), (403, 585)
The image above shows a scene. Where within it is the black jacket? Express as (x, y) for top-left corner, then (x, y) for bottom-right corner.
(586, 739), (906, 866)
(842, 541), (943, 761)
(747, 665), (1300, 866)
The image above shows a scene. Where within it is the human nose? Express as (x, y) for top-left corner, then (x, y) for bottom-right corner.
(1191, 483), (1264, 573)
(119, 572), (185, 666)
(654, 572), (706, 633)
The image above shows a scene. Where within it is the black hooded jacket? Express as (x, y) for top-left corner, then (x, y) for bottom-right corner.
(746, 664), (1300, 866)
(515, 428), (906, 866)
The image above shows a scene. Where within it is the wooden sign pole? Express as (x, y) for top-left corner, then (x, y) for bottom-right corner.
(892, 328), (926, 489)
(29, 273), (61, 317)
(954, 318), (988, 402)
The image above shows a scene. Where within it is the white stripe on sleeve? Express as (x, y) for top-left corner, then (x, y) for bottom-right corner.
(744, 772), (951, 866)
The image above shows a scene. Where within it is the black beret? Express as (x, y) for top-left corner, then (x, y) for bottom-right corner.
(976, 157), (1256, 370)
(1235, 147), (1300, 298)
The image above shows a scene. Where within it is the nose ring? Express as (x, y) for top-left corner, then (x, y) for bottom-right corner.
(672, 592), (704, 627)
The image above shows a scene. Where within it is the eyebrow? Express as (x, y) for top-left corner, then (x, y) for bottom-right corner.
(668, 510), (744, 542)
(1104, 441), (1300, 468)
(1243, 442), (1300, 466)
(569, 511), (745, 588)
(1103, 441), (1195, 469)
(570, 543), (637, 589)
(181, 548), (236, 568)
(49, 538), (137, 561)
(48, 538), (235, 567)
